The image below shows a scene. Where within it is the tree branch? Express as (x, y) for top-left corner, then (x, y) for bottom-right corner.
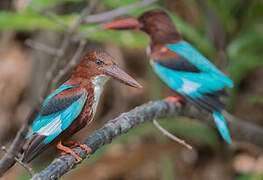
(25, 39), (61, 56)
(85, 0), (158, 24)
(32, 100), (263, 179)
(44, 12), (69, 29)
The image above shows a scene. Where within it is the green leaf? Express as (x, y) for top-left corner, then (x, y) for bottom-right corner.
(249, 95), (263, 105)
(237, 173), (263, 180)
(27, 0), (90, 12)
(227, 55), (263, 109)
(87, 30), (149, 48)
(206, 0), (237, 33)
(103, 0), (142, 9)
(227, 24), (263, 58)
(0, 11), (77, 31)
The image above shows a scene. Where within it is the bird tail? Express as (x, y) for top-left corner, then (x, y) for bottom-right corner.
(212, 111), (232, 144)
(22, 135), (47, 163)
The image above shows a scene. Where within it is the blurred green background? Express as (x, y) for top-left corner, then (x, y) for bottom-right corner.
(0, 0), (262, 179)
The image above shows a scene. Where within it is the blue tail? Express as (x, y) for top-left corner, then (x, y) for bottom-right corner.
(212, 111), (232, 144)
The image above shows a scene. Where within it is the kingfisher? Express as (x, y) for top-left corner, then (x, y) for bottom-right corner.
(22, 52), (142, 163)
(105, 9), (234, 143)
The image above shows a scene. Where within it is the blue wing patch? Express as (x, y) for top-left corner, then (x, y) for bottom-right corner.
(166, 41), (233, 88)
(27, 84), (87, 144)
(152, 62), (227, 98)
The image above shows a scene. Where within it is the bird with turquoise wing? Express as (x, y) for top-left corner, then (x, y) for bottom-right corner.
(105, 9), (234, 144)
(22, 52), (142, 163)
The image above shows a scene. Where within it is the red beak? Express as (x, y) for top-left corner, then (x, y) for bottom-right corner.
(104, 18), (141, 30)
(103, 64), (142, 88)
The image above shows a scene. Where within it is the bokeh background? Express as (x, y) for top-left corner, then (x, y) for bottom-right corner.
(0, 0), (262, 179)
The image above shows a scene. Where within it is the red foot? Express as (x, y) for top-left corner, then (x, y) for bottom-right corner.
(164, 96), (183, 107)
(56, 141), (83, 162)
(63, 140), (92, 154)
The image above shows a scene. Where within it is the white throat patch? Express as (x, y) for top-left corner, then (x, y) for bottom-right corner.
(92, 75), (109, 116)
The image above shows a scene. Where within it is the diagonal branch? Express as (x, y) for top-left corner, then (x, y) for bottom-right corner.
(25, 39), (61, 56)
(85, 0), (158, 24)
(32, 100), (263, 179)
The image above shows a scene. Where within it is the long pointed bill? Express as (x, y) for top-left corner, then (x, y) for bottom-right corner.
(104, 18), (140, 30)
(103, 65), (142, 88)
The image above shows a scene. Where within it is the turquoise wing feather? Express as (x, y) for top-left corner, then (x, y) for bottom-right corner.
(167, 41), (233, 88)
(27, 84), (87, 144)
(152, 62), (226, 98)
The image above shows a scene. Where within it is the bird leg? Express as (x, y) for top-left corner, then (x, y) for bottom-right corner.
(164, 96), (183, 107)
(63, 140), (92, 154)
(56, 141), (82, 162)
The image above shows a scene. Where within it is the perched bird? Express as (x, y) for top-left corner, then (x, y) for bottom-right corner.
(105, 9), (234, 143)
(22, 52), (142, 163)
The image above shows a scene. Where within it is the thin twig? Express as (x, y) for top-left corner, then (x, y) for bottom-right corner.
(25, 39), (61, 56)
(73, 26), (101, 42)
(32, 100), (263, 179)
(85, 0), (158, 24)
(1, 147), (35, 177)
(153, 119), (192, 149)
(0, 108), (37, 176)
(14, 157), (35, 177)
(51, 39), (87, 89)
(44, 12), (69, 29)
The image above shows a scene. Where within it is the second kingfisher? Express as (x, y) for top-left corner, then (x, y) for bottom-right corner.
(105, 9), (234, 144)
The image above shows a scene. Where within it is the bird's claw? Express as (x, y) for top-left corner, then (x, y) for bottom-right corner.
(61, 150), (82, 162)
(78, 144), (92, 154)
(63, 141), (92, 154)
(57, 141), (83, 162)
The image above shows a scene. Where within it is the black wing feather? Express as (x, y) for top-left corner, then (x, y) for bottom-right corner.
(156, 56), (202, 73)
(22, 135), (47, 163)
(39, 94), (82, 116)
(182, 92), (225, 113)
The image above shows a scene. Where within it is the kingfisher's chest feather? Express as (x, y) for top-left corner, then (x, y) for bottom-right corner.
(91, 75), (109, 116)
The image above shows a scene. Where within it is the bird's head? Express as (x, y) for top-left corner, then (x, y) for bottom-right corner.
(105, 9), (182, 43)
(73, 52), (142, 88)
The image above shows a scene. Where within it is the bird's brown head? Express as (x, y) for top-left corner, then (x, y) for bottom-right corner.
(73, 52), (142, 88)
(105, 9), (182, 44)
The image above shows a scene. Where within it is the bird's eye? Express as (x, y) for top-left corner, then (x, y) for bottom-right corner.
(95, 59), (104, 66)
(141, 17), (147, 24)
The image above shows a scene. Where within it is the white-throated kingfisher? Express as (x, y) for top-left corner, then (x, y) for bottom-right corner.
(22, 52), (142, 163)
(105, 9), (234, 144)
